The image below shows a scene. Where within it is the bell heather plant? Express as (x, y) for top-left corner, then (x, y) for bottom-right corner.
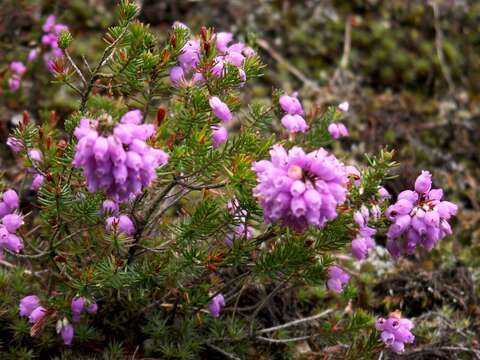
(0, 1), (458, 358)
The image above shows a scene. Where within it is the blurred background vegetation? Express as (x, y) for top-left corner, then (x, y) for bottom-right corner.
(1, 0), (479, 358)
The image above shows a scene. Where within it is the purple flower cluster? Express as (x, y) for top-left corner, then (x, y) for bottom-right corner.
(8, 61), (27, 92)
(170, 26), (254, 87)
(351, 205), (378, 260)
(252, 144), (348, 232)
(327, 265), (350, 293)
(328, 123), (349, 139)
(208, 294), (225, 318)
(376, 312), (415, 354)
(328, 101), (350, 139)
(0, 189), (24, 257)
(41, 15), (68, 72)
(71, 296), (98, 322)
(279, 93), (308, 133)
(19, 295), (47, 324)
(385, 171), (457, 257)
(55, 296), (97, 345)
(20, 295), (98, 345)
(72, 110), (169, 203)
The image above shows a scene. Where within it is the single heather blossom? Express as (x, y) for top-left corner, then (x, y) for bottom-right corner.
(0, 227), (23, 253)
(414, 170), (432, 193)
(71, 296), (85, 321)
(30, 174), (45, 191)
(8, 78), (21, 92)
(2, 214), (24, 233)
(6, 137), (23, 153)
(28, 49), (39, 62)
(211, 125), (228, 148)
(101, 200), (119, 215)
(209, 97), (233, 123)
(28, 149), (43, 162)
(106, 215), (135, 235)
(19, 295), (41, 317)
(281, 114), (309, 133)
(29, 306), (47, 324)
(327, 266), (350, 293)
(252, 144), (348, 232)
(215, 32), (233, 51)
(86, 302), (98, 315)
(279, 94), (303, 115)
(338, 101), (349, 112)
(208, 294), (225, 318)
(2, 189), (19, 210)
(376, 311), (415, 354)
(386, 171), (457, 257)
(378, 186), (391, 201)
(60, 322), (74, 345)
(10, 61), (27, 76)
(169, 66), (185, 85)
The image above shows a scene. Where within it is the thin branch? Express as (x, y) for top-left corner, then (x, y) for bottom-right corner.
(249, 276), (292, 335)
(127, 180), (177, 264)
(0, 259), (45, 278)
(257, 309), (332, 334)
(80, 25), (130, 112)
(256, 38), (320, 91)
(256, 335), (311, 343)
(81, 55), (92, 74)
(430, 0), (455, 93)
(63, 80), (83, 96)
(64, 49), (87, 85)
(207, 344), (241, 360)
(175, 180), (227, 191)
(339, 16), (352, 69)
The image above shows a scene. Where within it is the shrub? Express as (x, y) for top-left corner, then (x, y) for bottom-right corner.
(0, 1), (457, 359)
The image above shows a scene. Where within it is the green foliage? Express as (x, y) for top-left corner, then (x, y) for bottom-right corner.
(0, 2), (408, 359)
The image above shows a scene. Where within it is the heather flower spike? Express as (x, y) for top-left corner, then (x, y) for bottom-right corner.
(376, 311), (415, 354)
(253, 144), (348, 232)
(386, 171), (457, 256)
(72, 112), (169, 203)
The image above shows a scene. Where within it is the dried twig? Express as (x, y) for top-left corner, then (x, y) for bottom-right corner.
(207, 344), (241, 360)
(256, 38), (320, 91)
(64, 49), (87, 86)
(256, 335), (312, 343)
(257, 309), (332, 334)
(430, 0), (455, 93)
